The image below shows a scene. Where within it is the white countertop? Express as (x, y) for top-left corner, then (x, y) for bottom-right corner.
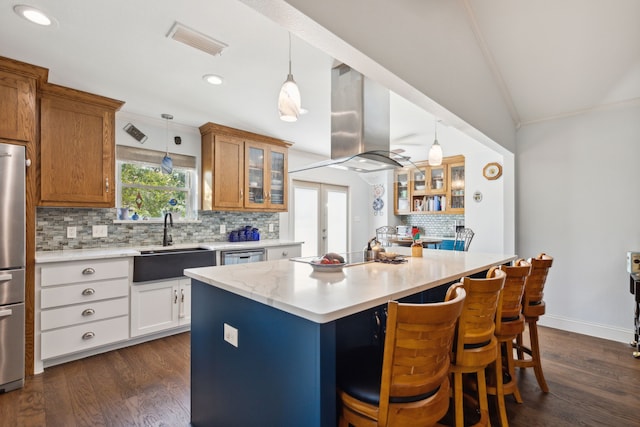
(35, 239), (303, 263)
(184, 247), (516, 324)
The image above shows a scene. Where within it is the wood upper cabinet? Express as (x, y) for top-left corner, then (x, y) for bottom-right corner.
(200, 122), (291, 212)
(39, 84), (124, 207)
(0, 69), (37, 143)
(394, 155), (465, 215)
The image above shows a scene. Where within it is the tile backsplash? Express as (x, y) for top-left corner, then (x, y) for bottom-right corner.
(36, 208), (279, 251)
(400, 214), (465, 238)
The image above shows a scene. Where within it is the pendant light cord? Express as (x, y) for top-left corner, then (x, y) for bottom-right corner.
(288, 32), (292, 75)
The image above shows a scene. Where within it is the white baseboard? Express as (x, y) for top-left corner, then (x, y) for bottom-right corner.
(539, 314), (634, 344)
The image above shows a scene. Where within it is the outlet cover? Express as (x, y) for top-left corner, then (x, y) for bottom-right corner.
(67, 226), (76, 239)
(224, 323), (238, 347)
(220, 224), (226, 234)
(92, 225), (108, 238)
(268, 224), (274, 232)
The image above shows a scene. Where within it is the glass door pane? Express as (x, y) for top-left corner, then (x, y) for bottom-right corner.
(270, 151), (285, 207)
(294, 185), (319, 257)
(293, 181), (349, 257)
(325, 188), (348, 254)
(248, 145), (265, 205)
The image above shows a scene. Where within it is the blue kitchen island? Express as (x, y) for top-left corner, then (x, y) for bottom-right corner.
(185, 248), (515, 427)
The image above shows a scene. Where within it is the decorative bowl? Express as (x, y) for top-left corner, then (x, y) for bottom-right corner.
(309, 261), (346, 272)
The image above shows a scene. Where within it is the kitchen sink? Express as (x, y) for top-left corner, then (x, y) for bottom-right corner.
(133, 247), (216, 282)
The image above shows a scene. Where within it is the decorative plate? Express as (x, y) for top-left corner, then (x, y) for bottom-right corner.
(483, 162), (503, 180)
(373, 184), (385, 198)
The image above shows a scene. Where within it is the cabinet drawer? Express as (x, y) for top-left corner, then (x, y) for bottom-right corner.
(41, 316), (129, 360)
(41, 278), (128, 309)
(266, 245), (301, 260)
(41, 297), (128, 331)
(41, 258), (129, 287)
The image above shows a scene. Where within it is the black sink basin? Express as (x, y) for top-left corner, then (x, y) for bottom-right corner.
(133, 247), (216, 282)
(139, 247), (210, 255)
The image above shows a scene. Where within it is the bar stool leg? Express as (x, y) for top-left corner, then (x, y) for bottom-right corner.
(504, 340), (523, 403)
(493, 351), (508, 427)
(453, 371), (464, 427)
(476, 368), (491, 426)
(527, 319), (549, 393)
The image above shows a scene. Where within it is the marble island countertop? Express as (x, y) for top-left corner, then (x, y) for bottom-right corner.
(35, 239), (303, 263)
(185, 247), (516, 323)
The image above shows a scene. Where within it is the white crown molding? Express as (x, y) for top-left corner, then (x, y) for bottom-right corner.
(518, 97), (640, 127)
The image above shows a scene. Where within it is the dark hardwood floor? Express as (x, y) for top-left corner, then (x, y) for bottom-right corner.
(1, 327), (638, 426)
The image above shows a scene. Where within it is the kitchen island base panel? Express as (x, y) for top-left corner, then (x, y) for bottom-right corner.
(191, 280), (336, 427)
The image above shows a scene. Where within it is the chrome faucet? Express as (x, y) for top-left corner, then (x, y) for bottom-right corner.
(163, 212), (173, 246)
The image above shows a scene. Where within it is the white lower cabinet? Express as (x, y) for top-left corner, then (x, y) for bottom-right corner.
(130, 278), (191, 337)
(266, 244), (302, 260)
(39, 258), (130, 361)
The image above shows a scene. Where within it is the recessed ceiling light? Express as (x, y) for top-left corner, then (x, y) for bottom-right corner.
(14, 5), (55, 26)
(202, 74), (223, 85)
(299, 108), (309, 115)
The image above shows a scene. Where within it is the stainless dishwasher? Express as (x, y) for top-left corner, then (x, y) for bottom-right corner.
(220, 249), (265, 265)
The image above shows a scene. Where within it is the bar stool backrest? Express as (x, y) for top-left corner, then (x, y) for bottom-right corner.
(497, 259), (531, 332)
(523, 253), (554, 316)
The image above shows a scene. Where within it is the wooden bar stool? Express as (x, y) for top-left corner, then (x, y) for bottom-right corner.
(486, 259), (531, 426)
(446, 267), (506, 427)
(514, 253), (554, 393)
(337, 286), (466, 427)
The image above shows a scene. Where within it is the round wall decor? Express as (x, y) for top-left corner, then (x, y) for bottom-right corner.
(483, 162), (503, 180)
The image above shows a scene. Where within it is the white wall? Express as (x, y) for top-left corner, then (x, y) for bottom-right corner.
(517, 103), (640, 342)
(281, 149), (373, 252)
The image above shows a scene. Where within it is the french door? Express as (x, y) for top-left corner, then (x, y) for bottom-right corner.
(292, 180), (349, 257)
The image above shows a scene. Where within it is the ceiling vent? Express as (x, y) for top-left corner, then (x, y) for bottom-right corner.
(167, 21), (228, 57)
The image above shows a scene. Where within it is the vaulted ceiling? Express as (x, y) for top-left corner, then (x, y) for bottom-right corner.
(1, 0), (638, 161)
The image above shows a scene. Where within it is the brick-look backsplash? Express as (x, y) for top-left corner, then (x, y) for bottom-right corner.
(36, 208), (279, 251)
(399, 214), (465, 238)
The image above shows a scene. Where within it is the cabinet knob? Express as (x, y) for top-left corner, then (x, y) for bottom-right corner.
(82, 267), (96, 275)
(105, 177), (109, 193)
(82, 308), (95, 316)
(174, 289), (178, 304)
(82, 332), (95, 340)
(82, 288), (96, 296)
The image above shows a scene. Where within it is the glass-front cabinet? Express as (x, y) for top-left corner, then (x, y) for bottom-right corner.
(393, 155), (465, 215)
(394, 169), (411, 214)
(245, 141), (287, 210)
(246, 143), (266, 208)
(448, 161), (465, 213)
(269, 148), (286, 209)
(428, 165), (447, 193)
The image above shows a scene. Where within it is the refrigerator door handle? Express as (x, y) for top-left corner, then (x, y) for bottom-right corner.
(0, 274), (12, 282)
(0, 309), (13, 317)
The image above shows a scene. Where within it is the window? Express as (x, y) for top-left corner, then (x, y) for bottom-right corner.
(116, 146), (197, 220)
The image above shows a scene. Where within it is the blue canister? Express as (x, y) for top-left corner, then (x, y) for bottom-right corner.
(229, 230), (238, 242)
(252, 228), (260, 241)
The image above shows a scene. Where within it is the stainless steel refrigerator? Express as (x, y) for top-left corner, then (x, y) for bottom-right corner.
(0, 143), (26, 393)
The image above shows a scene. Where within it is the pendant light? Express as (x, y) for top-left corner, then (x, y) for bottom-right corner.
(428, 119), (443, 166)
(278, 32), (301, 122)
(161, 113), (173, 174)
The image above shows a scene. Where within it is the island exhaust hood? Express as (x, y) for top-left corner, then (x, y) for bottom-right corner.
(289, 64), (410, 174)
